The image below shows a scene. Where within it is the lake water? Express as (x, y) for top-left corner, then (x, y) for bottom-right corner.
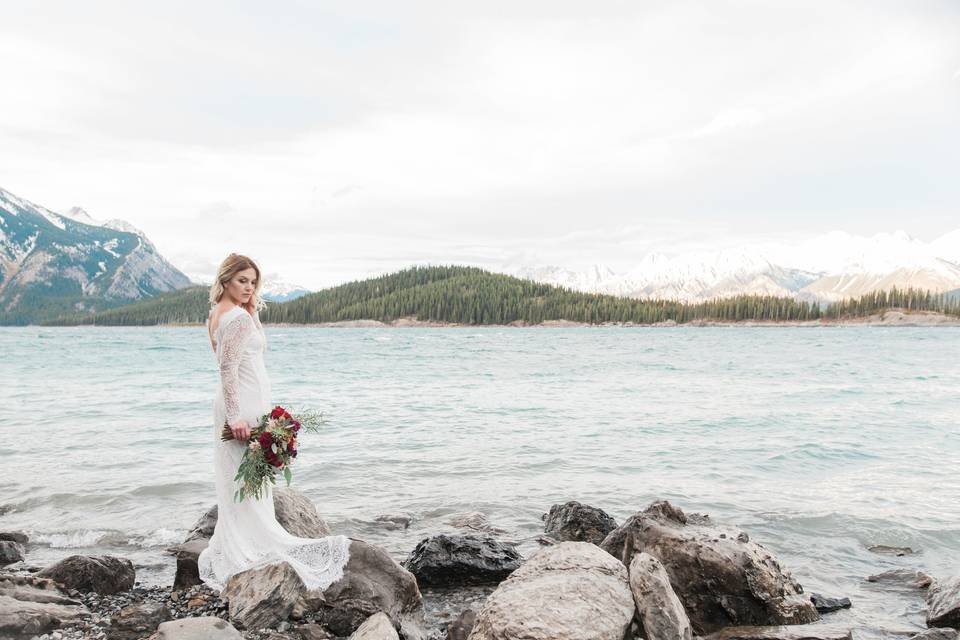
(1, 326), (958, 635)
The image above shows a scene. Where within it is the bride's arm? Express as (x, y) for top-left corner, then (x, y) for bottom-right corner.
(219, 314), (255, 428)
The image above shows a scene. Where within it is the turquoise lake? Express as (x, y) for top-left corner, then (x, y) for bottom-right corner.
(1, 326), (958, 634)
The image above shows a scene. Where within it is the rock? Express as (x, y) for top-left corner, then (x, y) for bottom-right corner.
(629, 552), (692, 640)
(466, 541), (635, 640)
(0, 573), (89, 638)
(349, 612), (399, 640)
(222, 562), (305, 630)
(0, 541), (25, 567)
(273, 488), (333, 538)
(375, 515), (412, 531)
(173, 538), (209, 590)
(809, 594), (852, 613)
(300, 539), (424, 640)
(37, 555), (135, 594)
(174, 488), (331, 589)
(910, 630), (959, 640)
(108, 602), (172, 640)
(542, 501), (617, 545)
(927, 576), (960, 629)
(0, 532), (29, 545)
(698, 624), (853, 640)
(403, 535), (522, 587)
(446, 513), (505, 534)
(446, 609), (475, 640)
(868, 544), (915, 556)
(600, 500), (818, 634)
(157, 615), (242, 639)
(295, 623), (335, 639)
(183, 505), (219, 543)
(866, 569), (934, 589)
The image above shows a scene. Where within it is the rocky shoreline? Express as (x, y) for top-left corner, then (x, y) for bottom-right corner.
(2, 494), (957, 640)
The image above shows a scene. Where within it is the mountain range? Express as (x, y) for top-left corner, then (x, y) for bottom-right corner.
(0, 186), (191, 323)
(507, 229), (960, 303)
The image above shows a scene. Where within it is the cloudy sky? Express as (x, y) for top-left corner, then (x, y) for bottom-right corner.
(1, 1), (958, 288)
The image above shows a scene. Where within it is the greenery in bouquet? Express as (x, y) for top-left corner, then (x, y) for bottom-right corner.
(221, 405), (325, 501)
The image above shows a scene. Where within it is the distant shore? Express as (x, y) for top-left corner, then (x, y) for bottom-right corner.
(90, 309), (951, 328)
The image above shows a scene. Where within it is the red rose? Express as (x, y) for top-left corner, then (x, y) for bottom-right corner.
(270, 406), (285, 419)
(282, 410), (292, 420)
(258, 431), (273, 449)
(291, 421), (301, 433)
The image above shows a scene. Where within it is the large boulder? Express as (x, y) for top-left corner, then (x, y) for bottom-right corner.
(157, 616), (242, 639)
(349, 611), (400, 640)
(600, 500), (818, 634)
(0, 541), (25, 567)
(174, 488), (331, 589)
(403, 535), (522, 587)
(298, 539), (425, 640)
(629, 552), (692, 640)
(0, 532), (28, 545)
(222, 561), (305, 630)
(927, 576), (960, 629)
(466, 541), (635, 640)
(542, 501), (617, 545)
(0, 573), (90, 638)
(37, 555), (135, 595)
(108, 601), (172, 640)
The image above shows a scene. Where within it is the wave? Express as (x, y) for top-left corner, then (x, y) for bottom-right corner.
(32, 527), (187, 549)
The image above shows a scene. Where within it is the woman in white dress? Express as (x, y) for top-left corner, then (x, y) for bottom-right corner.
(198, 253), (351, 592)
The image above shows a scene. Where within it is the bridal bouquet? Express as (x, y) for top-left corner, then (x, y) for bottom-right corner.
(221, 405), (324, 502)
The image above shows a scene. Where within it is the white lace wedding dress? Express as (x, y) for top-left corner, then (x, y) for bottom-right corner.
(197, 304), (350, 592)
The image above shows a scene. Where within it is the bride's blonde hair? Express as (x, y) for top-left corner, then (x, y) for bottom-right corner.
(209, 253), (266, 311)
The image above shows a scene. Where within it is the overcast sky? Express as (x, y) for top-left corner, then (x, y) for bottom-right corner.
(1, 1), (958, 287)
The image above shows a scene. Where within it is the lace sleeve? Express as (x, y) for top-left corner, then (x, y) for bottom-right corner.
(219, 313), (254, 427)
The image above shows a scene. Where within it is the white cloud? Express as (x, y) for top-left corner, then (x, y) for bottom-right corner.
(0, 1), (958, 288)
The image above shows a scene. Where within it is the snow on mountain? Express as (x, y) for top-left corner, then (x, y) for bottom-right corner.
(0, 186), (192, 323)
(506, 229), (960, 303)
(260, 280), (311, 303)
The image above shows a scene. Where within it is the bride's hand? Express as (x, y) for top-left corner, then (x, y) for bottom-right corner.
(230, 420), (252, 441)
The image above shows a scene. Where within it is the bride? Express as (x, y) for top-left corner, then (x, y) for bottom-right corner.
(198, 253), (350, 592)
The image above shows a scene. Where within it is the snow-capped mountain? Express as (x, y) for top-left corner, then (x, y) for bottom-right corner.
(0, 186), (192, 323)
(260, 280), (311, 303)
(505, 229), (960, 303)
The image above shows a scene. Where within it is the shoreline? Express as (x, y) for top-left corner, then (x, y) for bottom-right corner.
(21, 310), (960, 328)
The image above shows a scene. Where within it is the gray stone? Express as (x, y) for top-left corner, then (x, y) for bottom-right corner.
(173, 538), (209, 591)
(222, 561), (305, 630)
(601, 500), (818, 634)
(109, 601), (172, 640)
(0, 573), (89, 638)
(349, 612), (399, 640)
(698, 624), (853, 640)
(300, 539), (425, 640)
(0, 532), (29, 545)
(446, 513), (505, 534)
(157, 616), (242, 639)
(466, 541), (635, 640)
(866, 569), (934, 589)
(910, 630), (958, 640)
(403, 535), (522, 587)
(375, 515), (412, 531)
(542, 501), (617, 545)
(37, 555), (135, 594)
(295, 623), (336, 639)
(0, 541), (25, 567)
(629, 552), (693, 640)
(927, 576), (960, 629)
(810, 594), (852, 613)
(446, 610), (476, 640)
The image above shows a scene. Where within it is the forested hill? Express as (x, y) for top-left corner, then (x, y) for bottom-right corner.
(40, 265), (960, 326)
